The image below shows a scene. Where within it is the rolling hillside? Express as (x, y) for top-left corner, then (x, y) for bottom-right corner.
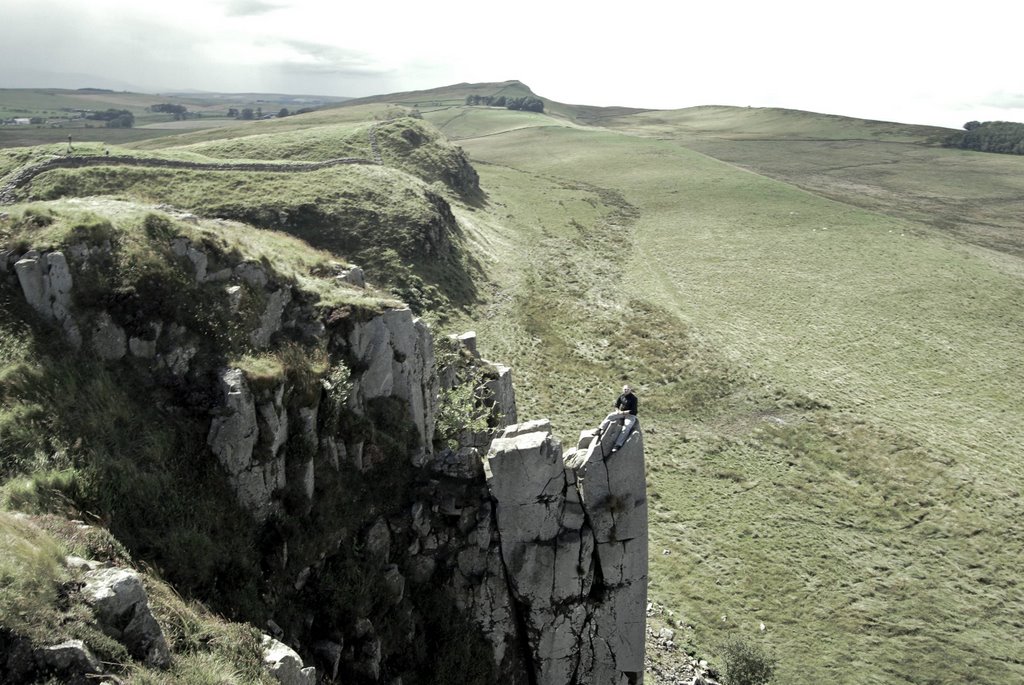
(414, 91), (1023, 683)
(2, 81), (1022, 683)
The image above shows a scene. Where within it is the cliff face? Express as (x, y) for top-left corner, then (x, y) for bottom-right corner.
(1, 213), (647, 683)
(485, 420), (648, 685)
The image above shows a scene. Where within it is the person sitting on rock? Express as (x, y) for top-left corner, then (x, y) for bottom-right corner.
(599, 384), (638, 453)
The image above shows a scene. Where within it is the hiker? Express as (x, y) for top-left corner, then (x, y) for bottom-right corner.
(599, 384), (638, 453)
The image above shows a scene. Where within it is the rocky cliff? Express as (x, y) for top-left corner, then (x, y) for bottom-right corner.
(0, 204), (647, 684)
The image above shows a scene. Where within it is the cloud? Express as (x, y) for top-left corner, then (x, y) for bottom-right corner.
(277, 40), (393, 76)
(981, 92), (1024, 110)
(224, 0), (285, 16)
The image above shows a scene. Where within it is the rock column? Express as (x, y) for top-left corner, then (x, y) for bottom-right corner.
(484, 418), (647, 685)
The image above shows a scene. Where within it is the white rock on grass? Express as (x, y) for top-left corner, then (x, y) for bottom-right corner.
(82, 567), (171, 668)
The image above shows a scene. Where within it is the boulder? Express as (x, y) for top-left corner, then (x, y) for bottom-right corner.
(262, 635), (316, 685)
(339, 266), (365, 287)
(90, 311), (127, 360)
(346, 308), (438, 454)
(34, 640), (103, 678)
(81, 567), (171, 668)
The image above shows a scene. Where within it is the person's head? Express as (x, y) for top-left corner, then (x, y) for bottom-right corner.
(622, 384), (633, 395)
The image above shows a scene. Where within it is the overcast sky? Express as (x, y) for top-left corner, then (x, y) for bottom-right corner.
(3, 0), (1023, 128)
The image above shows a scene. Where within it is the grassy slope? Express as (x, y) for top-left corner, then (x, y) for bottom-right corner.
(610, 107), (1024, 259)
(4, 87), (1022, 682)
(430, 106), (1024, 684)
(5, 116), (482, 313)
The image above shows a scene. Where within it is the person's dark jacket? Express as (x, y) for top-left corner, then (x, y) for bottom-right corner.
(615, 392), (638, 415)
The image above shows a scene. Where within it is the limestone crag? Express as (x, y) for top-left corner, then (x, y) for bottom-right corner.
(484, 418), (648, 685)
(3, 238), (431, 521)
(346, 307), (438, 458)
(12, 250), (81, 348)
(4, 222), (649, 682)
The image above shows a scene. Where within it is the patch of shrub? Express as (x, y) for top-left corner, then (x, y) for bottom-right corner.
(720, 638), (777, 685)
(18, 206), (56, 229)
(142, 212), (179, 241)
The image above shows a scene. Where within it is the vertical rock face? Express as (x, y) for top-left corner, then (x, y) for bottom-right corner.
(14, 251), (81, 347)
(347, 307), (438, 455)
(207, 368), (284, 519)
(484, 419), (648, 685)
(6, 237), (648, 683)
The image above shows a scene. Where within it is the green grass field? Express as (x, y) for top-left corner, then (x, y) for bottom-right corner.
(426, 104), (1024, 684)
(3, 82), (1022, 683)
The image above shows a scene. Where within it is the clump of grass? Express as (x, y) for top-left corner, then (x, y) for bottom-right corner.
(233, 353), (286, 391)
(0, 512), (66, 636)
(0, 469), (87, 517)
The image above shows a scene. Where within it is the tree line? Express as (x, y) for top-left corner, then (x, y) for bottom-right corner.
(226, 107), (314, 120)
(465, 95), (545, 113)
(944, 121), (1024, 155)
(86, 109), (134, 128)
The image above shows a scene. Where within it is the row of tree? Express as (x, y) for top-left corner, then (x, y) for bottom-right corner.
(465, 95), (545, 113)
(944, 121), (1024, 155)
(149, 103), (201, 121)
(227, 107), (313, 120)
(86, 109), (134, 128)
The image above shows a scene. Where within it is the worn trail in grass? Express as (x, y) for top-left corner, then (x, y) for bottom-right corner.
(440, 110), (1024, 684)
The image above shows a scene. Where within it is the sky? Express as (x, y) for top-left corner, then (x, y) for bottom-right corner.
(2, 0), (1023, 129)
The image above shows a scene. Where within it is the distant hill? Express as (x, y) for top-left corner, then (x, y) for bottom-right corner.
(336, 79), (653, 125)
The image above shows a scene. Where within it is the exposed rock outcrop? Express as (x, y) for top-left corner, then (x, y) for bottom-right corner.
(346, 307), (438, 457)
(33, 640), (103, 681)
(484, 418), (647, 685)
(81, 566), (171, 668)
(263, 635), (317, 685)
(13, 250), (81, 347)
(4, 224), (647, 684)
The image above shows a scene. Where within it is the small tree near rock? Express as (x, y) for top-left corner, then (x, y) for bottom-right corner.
(720, 638), (777, 685)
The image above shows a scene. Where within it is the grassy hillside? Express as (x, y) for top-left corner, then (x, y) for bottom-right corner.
(2, 118), (481, 313)
(601, 106), (1024, 259)
(3, 83), (1023, 683)
(422, 104), (1024, 683)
